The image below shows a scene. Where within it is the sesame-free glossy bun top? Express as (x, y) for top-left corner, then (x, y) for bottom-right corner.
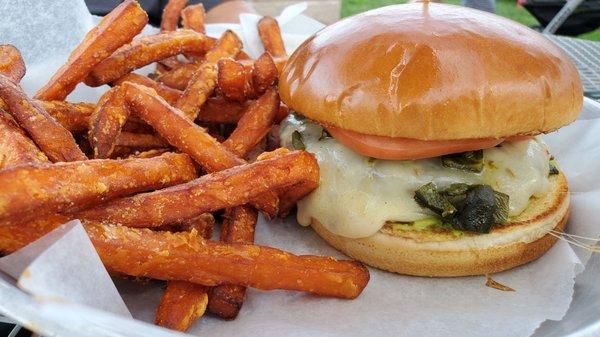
(279, 3), (583, 140)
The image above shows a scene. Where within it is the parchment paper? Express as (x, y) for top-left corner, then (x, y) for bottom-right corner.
(0, 2), (598, 337)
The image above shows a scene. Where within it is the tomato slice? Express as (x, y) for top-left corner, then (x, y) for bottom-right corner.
(327, 126), (505, 160)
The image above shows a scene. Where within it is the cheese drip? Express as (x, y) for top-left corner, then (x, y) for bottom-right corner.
(280, 114), (551, 238)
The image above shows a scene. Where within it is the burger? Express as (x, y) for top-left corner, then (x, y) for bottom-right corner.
(277, 3), (582, 276)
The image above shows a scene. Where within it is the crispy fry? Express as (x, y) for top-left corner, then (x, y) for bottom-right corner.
(156, 213), (213, 332)
(113, 73), (182, 105)
(156, 62), (198, 90)
(181, 4), (206, 33)
(0, 111), (48, 168)
(35, 0), (148, 100)
(176, 30), (242, 120)
(87, 223), (369, 299)
(85, 31), (211, 86)
(258, 16), (287, 57)
(223, 89), (279, 157)
(276, 102), (290, 123)
(39, 100), (95, 133)
(115, 132), (169, 149)
(208, 205), (257, 319)
(161, 0), (188, 32)
(217, 53), (278, 102)
(126, 149), (170, 159)
(236, 50), (251, 60)
(0, 214), (68, 254)
(0, 152), (196, 224)
(0, 75), (86, 162)
(89, 86), (129, 158)
(0, 45), (26, 83)
(77, 150), (317, 227)
(197, 97), (249, 124)
(156, 281), (209, 331)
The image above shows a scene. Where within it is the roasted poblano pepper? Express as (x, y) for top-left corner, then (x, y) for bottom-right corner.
(441, 150), (484, 173)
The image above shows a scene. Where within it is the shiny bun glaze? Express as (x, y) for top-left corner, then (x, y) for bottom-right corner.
(279, 3), (583, 140)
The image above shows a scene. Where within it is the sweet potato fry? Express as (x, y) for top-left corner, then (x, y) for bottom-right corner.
(258, 16), (287, 57)
(156, 62), (198, 90)
(39, 100), (95, 133)
(35, 0), (147, 100)
(156, 213), (213, 332)
(156, 281), (209, 331)
(176, 30), (242, 120)
(113, 73), (182, 105)
(126, 149), (170, 159)
(181, 4), (205, 33)
(77, 150), (317, 227)
(161, 0), (188, 32)
(0, 45), (26, 83)
(0, 214), (68, 254)
(217, 53), (278, 102)
(208, 205), (257, 319)
(89, 86), (129, 159)
(197, 97), (249, 124)
(87, 223), (369, 299)
(115, 132), (169, 150)
(223, 89), (279, 157)
(0, 111), (48, 168)
(236, 50), (251, 60)
(0, 152), (196, 224)
(0, 75), (86, 162)
(85, 31), (212, 87)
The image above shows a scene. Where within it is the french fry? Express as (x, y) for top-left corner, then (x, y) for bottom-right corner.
(208, 205), (257, 319)
(181, 4), (206, 33)
(0, 45), (26, 83)
(0, 111), (48, 168)
(126, 149), (170, 159)
(197, 97), (249, 124)
(156, 62), (198, 90)
(85, 30), (212, 87)
(236, 50), (251, 60)
(113, 73), (182, 105)
(1, 216), (369, 299)
(115, 132), (170, 150)
(258, 16), (287, 57)
(217, 53), (279, 102)
(39, 100), (95, 133)
(176, 30), (242, 120)
(161, 0), (188, 32)
(223, 89), (279, 157)
(77, 150), (318, 227)
(156, 214), (214, 331)
(87, 223), (369, 299)
(89, 86), (129, 159)
(35, 0), (148, 100)
(276, 102), (290, 123)
(0, 75), (87, 162)
(0, 152), (196, 224)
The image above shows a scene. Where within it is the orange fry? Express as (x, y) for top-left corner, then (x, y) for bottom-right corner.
(89, 86), (129, 159)
(217, 53), (278, 102)
(197, 97), (249, 124)
(77, 150), (317, 227)
(115, 132), (169, 149)
(126, 149), (170, 159)
(0, 152), (196, 224)
(156, 62), (198, 90)
(176, 30), (242, 120)
(251, 52), (279, 93)
(0, 111), (48, 168)
(208, 205), (257, 319)
(258, 16), (287, 57)
(223, 89), (279, 157)
(0, 215), (369, 299)
(0, 75), (86, 162)
(85, 30), (211, 87)
(181, 4), (206, 33)
(35, 0), (147, 100)
(161, 0), (188, 32)
(156, 213), (213, 332)
(0, 44), (26, 83)
(113, 73), (182, 105)
(39, 100), (95, 133)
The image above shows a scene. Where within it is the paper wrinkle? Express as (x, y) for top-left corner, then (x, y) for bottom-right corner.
(0, 221), (131, 318)
(0, 1), (598, 337)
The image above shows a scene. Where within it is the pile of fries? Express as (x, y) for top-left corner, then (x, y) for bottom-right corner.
(0, 0), (369, 332)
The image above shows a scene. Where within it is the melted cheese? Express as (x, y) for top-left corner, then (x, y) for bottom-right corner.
(280, 114), (551, 239)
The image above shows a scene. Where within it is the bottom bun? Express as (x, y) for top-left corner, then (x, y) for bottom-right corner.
(311, 173), (570, 277)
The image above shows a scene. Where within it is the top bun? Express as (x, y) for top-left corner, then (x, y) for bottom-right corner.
(279, 3), (583, 140)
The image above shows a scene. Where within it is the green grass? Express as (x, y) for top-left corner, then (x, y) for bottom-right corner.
(341, 0), (600, 41)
